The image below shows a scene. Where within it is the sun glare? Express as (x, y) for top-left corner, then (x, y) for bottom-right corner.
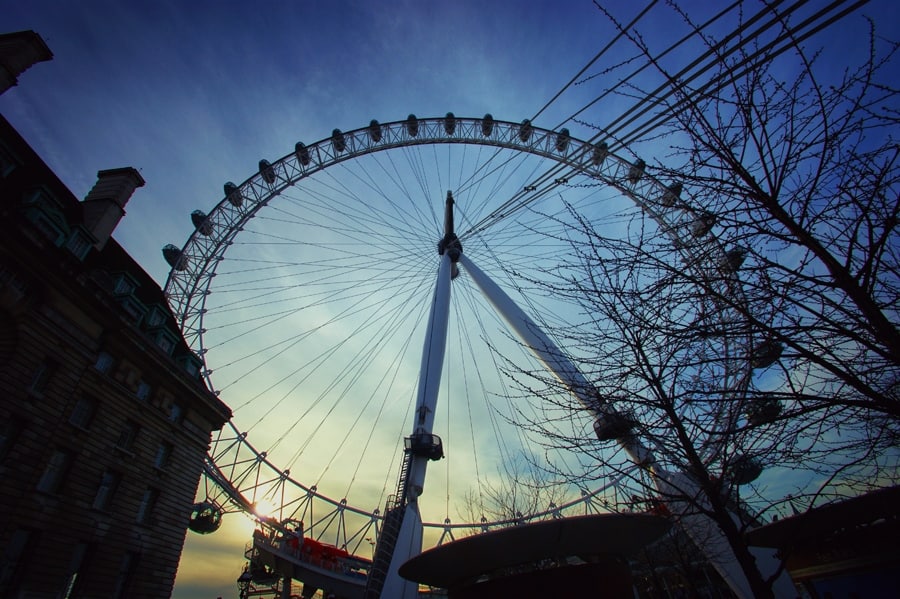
(252, 500), (276, 520)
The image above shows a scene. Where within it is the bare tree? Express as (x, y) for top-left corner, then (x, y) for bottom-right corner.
(594, 1), (900, 433)
(499, 3), (898, 598)
(457, 456), (570, 530)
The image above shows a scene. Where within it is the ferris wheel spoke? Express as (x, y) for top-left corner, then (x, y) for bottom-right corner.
(167, 117), (758, 595)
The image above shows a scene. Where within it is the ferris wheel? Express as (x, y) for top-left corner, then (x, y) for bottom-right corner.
(163, 115), (777, 598)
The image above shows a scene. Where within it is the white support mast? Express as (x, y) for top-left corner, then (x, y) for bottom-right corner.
(378, 194), (457, 599)
(457, 253), (653, 468)
(457, 253), (794, 599)
(377, 196), (792, 599)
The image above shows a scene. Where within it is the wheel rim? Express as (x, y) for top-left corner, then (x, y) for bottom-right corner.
(164, 116), (752, 556)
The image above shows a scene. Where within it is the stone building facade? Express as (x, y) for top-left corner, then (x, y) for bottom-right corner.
(0, 36), (231, 598)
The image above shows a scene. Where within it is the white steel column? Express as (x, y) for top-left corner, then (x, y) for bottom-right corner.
(459, 252), (794, 599)
(380, 251), (453, 599)
(458, 253), (654, 467)
(457, 254), (594, 406)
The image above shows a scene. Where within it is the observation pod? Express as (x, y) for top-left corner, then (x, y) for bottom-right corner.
(731, 455), (763, 485)
(661, 182), (682, 207)
(331, 129), (346, 153)
(295, 142), (311, 166)
(720, 246), (748, 273)
(406, 114), (419, 137)
(191, 210), (213, 236)
(259, 160), (276, 184)
(594, 412), (634, 442)
(627, 159), (646, 185)
(443, 112), (456, 135)
(518, 119), (533, 142)
(162, 244), (187, 271)
(751, 340), (783, 369)
(592, 142), (609, 166)
(481, 113), (494, 136)
(691, 211), (717, 237)
(745, 398), (782, 426)
(368, 119), (382, 142)
(405, 432), (444, 461)
(555, 128), (570, 153)
(188, 501), (223, 534)
(224, 182), (243, 207)
(163, 116), (798, 599)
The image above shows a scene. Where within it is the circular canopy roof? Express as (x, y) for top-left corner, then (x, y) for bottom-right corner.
(399, 513), (670, 589)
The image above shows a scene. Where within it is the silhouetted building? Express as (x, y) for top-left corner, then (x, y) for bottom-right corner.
(398, 514), (670, 599)
(0, 51), (231, 596)
(0, 30), (52, 94)
(746, 485), (900, 598)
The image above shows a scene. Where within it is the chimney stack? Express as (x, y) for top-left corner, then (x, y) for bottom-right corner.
(0, 30), (53, 94)
(82, 167), (145, 249)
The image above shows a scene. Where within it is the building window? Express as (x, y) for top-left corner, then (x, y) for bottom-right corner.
(177, 353), (203, 377)
(115, 421), (139, 452)
(0, 417), (23, 461)
(69, 396), (96, 429)
(0, 265), (29, 305)
(145, 306), (168, 328)
(168, 402), (184, 424)
(22, 188), (69, 246)
(28, 358), (57, 396)
(136, 380), (152, 402)
(36, 449), (72, 493)
(65, 228), (94, 261)
(91, 470), (120, 511)
(61, 542), (91, 599)
(94, 351), (114, 374)
(112, 273), (138, 296)
(154, 329), (177, 355)
(118, 295), (147, 326)
(110, 551), (138, 599)
(0, 528), (36, 591)
(0, 142), (20, 178)
(135, 488), (158, 525)
(153, 442), (173, 469)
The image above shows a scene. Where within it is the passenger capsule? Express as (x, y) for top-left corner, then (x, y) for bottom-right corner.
(331, 129), (346, 153)
(406, 114), (419, 137)
(732, 455), (763, 485)
(745, 398), (782, 426)
(259, 160), (276, 184)
(224, 182), (243, 207)
(162, 244), (187, 271)
(751, 339), (783, 369)
(368, 120), (382, 142)
(555, 128), (570, 153)
(594, 412), (633, 442)
(627, 159), (646, 185)
(294, 142), (311, 166)
(591, 142), (609, 165)
(444, 112), (456, 135)
(518, 119), (533, 142)
(191, 210), (213, 236)
(406, 432), (444, 461)
(661, 182), (682, 207)
(481, 113), (494, 137)
(720, 246), (748, 272)
(691, 211), (716, 237)
(188, 501), (223, 534)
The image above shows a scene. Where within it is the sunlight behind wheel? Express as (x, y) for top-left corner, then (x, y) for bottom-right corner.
(165, 116), (756, 597)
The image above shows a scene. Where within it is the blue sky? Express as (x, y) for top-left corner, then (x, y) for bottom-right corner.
(3, 2), (897, 598)
(2, 0), (612, 290)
